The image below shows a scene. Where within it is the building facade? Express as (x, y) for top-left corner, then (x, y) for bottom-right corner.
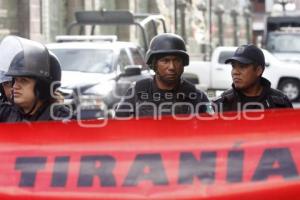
(0, 0), (252, 56)
(251, 0), (300, 46)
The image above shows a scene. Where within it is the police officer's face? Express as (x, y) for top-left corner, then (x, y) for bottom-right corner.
(231, 61), (263, 90)
(13, 77), (36, 110)
(155, 55), (184, 84)
(1, 81), (13, 101)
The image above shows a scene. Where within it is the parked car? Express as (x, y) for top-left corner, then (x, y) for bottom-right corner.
(265, 31), (300, 64)
(262, 12), (300, 64)
(185, 46), (300, 101)
(47, 36), (152, 119)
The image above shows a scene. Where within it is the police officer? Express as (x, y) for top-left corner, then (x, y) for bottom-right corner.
(213, 44), (292, 112)
(0, 36), (71, 122)
(115, 33), (211, 118)
(0, 71), (12, 103)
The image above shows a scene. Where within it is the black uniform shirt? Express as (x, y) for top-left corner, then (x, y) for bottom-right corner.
(213, 77), (293, 112)
(115, 77), (211, 118)
(0, 101), (71, 123)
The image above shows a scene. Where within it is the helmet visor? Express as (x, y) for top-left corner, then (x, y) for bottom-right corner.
(0, 36), (50, 78)
(0, 36), (23, 73)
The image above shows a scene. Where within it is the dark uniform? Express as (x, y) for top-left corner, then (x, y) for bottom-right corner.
(0, 36), (71, 123)
(0, 102), (70, 122)
(115, 77), (210, 117)
(213, 77), (293, 112)
(213, 44), (293, 112)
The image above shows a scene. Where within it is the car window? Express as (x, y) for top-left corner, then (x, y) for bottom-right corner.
(50, 49), (113, 74)
(118, 49), (131, 72)
(218, 51), (234, 64)
(129, 48), (147, 69)
(267, 33), (300, 53)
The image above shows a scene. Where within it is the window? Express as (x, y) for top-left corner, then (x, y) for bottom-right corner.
(129, 48), (147, 70)
(50, 49), (113, 74)
(118, 49), (131, 72)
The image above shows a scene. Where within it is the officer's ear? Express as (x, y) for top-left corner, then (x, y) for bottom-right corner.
(256, 65), (264, 77)
(151, 59), (157, 71)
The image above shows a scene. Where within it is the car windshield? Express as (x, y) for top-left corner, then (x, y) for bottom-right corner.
(266, 33), (300, 53)
(50, 49), (114, 73)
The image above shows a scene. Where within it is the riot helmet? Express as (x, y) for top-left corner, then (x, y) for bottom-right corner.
(0, 36), (58, 101)
(35, 51), (62, 100)
(145, 33), (189, 68)
(0, 36), (50, 80)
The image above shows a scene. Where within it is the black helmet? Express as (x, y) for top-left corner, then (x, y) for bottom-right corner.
(0, 36), (61, 101)
(2, 36), (50, 81)
(35, 51), (62, 100)
(48, 51), (62, 91)
(145, 33), (189, 68)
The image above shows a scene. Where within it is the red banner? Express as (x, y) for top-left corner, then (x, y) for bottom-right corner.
(0, 109), (300, 200)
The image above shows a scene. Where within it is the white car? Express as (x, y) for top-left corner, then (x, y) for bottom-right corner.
(47, 38), (151, 119)
(185, 46), (300, 101)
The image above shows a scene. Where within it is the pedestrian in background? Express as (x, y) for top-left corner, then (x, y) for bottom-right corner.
(0, 71), (12, 104)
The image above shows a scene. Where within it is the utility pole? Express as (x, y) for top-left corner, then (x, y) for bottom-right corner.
(197, 2), (208, 60)
(178, 0), (187, 41)
(230, 8), (239, 46)
(174, 0), (178, 33)
(215, 5), (224, 46)
(244, 8), (251, 44)
(208, 0), (212, 58)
